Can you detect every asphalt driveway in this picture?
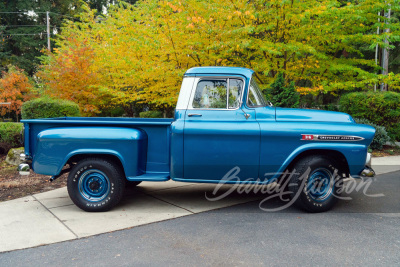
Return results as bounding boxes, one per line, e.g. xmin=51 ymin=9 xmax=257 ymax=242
xmin=1 ymin=170 xmax=399 ymax=266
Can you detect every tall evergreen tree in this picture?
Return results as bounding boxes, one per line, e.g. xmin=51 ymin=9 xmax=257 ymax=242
xmin=0 ymin=0 xmax=138 ymax=75
xmin=0 ymin=0 xmax=82 ymax=75
xmin=267 ymin=73 xmax=300 ymax=108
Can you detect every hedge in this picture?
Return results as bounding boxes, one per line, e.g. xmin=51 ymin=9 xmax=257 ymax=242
xmin=139 ymin=110 xmax=163 ymax=118
xmin=0 ymin=122 xmax=23 ymax=154
xmin=21 ymin=97 xmax=81 ymax=119
xmin=339 ymin=91 xmax=400 ymax=141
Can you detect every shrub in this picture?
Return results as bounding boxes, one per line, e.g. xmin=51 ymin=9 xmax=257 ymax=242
xmin=139 ymin=110 xmax=163 ymax=118
xmin=0 ymin=122 xmax=23 ymax=154
xmin=316 ymin=104 xmax=340 ymax=112
xmin=339 ymin=92 xmax=400 ymax=139
xmin=21 ymin=97 xmax=81 ymax=119
xmin=388 ymin=123 xmax=400 ymax=142
xmin=355 ymin=118 xmax=390 ymax=150
xmin=266 ymin=73 xmax=299 ymax=108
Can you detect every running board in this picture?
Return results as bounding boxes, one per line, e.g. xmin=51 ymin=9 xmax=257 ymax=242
xmin=127 ymin=172 xmax=170 ymax=182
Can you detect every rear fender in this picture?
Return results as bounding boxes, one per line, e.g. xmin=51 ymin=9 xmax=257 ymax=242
xmin=32 ymin=127 xmax=147 ymax=177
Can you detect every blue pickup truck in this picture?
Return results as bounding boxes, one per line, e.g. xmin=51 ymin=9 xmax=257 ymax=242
xmin=18 ymin=67 xmax=375 ymax=212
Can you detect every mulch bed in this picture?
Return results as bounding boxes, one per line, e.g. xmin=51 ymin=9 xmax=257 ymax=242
xmin=0 ymin=155 xmax=67 ymax=202
xmin=371 ymin=145 xmax=400 ymax=157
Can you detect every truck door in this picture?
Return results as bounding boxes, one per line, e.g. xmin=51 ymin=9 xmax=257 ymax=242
xmin=183 ymin=77 xmax=260 ymax=182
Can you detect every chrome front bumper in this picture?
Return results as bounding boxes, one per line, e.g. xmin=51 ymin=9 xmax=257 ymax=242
xmin=17 ymin=153 xmax=31 ymax=176
xmin=360 ymin=153 xmax=375 ymax=177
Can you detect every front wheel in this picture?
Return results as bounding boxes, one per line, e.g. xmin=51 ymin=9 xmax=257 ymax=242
xmin=67 ymin=158 xmax=126 ymax=212
xmin=288 ymin=156 xmax=343 ymax=212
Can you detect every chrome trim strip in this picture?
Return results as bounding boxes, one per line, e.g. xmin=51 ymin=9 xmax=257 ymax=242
xmin=300 ymin=134 xmax=365 ymax=141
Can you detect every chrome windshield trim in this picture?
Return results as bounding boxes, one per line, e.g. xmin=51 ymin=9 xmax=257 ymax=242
xmin=246 ymin=75 xmax=269 ymax=108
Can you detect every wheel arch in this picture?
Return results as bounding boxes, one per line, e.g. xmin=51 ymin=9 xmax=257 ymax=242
xmin=66 ymin=152 xmax=127 ymax=179
xmin=286 ymin=149 xmax=350 ymax=178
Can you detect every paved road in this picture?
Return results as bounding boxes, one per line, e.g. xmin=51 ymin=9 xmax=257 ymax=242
xmin=1 ymin=171 xmax=399 ymax=266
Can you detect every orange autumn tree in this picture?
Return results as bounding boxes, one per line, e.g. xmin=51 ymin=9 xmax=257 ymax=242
xmin=0 ymin=66 xmax=32 ymax=121
xmin=38 ymin=38 xmax=105 ymax=116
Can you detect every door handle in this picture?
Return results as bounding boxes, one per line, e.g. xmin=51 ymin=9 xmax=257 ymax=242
xmin=188 ymin=113 xmax=202 ymax=117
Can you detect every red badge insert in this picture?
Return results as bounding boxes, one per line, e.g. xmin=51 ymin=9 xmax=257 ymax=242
xmin=301 ymin=134 xmax=314 ymax=140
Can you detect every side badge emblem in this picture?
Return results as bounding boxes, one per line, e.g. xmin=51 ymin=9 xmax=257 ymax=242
xmin=301 ymin=134 xmax=364 ymax=141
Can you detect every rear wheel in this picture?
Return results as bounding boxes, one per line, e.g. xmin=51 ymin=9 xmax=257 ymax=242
xmin=288 ymin=156 xmax=343 ymax=212
xmin=67 ymin=158 xmax=126 ymax=212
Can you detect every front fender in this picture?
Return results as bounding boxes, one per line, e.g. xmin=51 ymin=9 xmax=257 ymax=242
xmin=32 ymin=127 xmax=147 ymax=177
xmin=277 ymin=143 xmax=368 ymax=178
xmin=258 ymin=120 xmax=375 ymax=180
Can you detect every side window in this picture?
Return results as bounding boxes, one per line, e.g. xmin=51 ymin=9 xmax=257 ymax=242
xmin=247 ymin=86 xmax=258 ymax=107
xmin=192 ymin=79 xmax=243 ymax=109
xmin=192 ymin=80 xmax=227 ymax=109
xmin=247 ymin=78 xmax=267 ymax=107
xmin=228 ymin=79 xmax=243 ymax=109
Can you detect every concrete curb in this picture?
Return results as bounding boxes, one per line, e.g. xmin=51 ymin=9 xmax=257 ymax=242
xmin=372 ymin=155 xmax=400 ymax=175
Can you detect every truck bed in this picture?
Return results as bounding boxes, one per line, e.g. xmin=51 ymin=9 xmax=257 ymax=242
xmin=22 ymin=117 xmax=174 ymax=179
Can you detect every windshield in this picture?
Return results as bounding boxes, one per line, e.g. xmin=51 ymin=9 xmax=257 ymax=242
xmin=247 ymin=76 xmax=269 ymax=107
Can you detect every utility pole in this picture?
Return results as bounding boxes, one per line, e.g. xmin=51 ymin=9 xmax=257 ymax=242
xmin=374 ymin=12 xmax=380 ymax=92
xmin=46 ymin=11 xmax=51 ymax=51
xmin=381 ymin=5 xmax=391 ymax=91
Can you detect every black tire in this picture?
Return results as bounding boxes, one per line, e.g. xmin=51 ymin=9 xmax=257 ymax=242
xmin=288 ymin=156 xmax=343 ymax=213
xmin=126 ymin=181 xmax=142 ymax=188
xmin=67 ymin=158 xmax=126 ymax=212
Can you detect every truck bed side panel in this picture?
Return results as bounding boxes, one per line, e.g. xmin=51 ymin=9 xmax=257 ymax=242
xmin=34 ymin=127 xmax=147 ymax=177
xmin=23 ymin=118 xmax=172 ymax=178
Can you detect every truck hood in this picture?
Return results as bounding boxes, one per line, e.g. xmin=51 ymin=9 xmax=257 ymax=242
xmin=275 ymin=107 xmax=355 ymax=123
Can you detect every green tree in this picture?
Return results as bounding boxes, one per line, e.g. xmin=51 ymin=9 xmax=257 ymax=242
xmin=267 ymin=73 xmax=300 ymax=108
xmin=84 ymin=0 xmax=138 ymax=14
xmin=0 ymin=0 xmax=80 ymax=75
